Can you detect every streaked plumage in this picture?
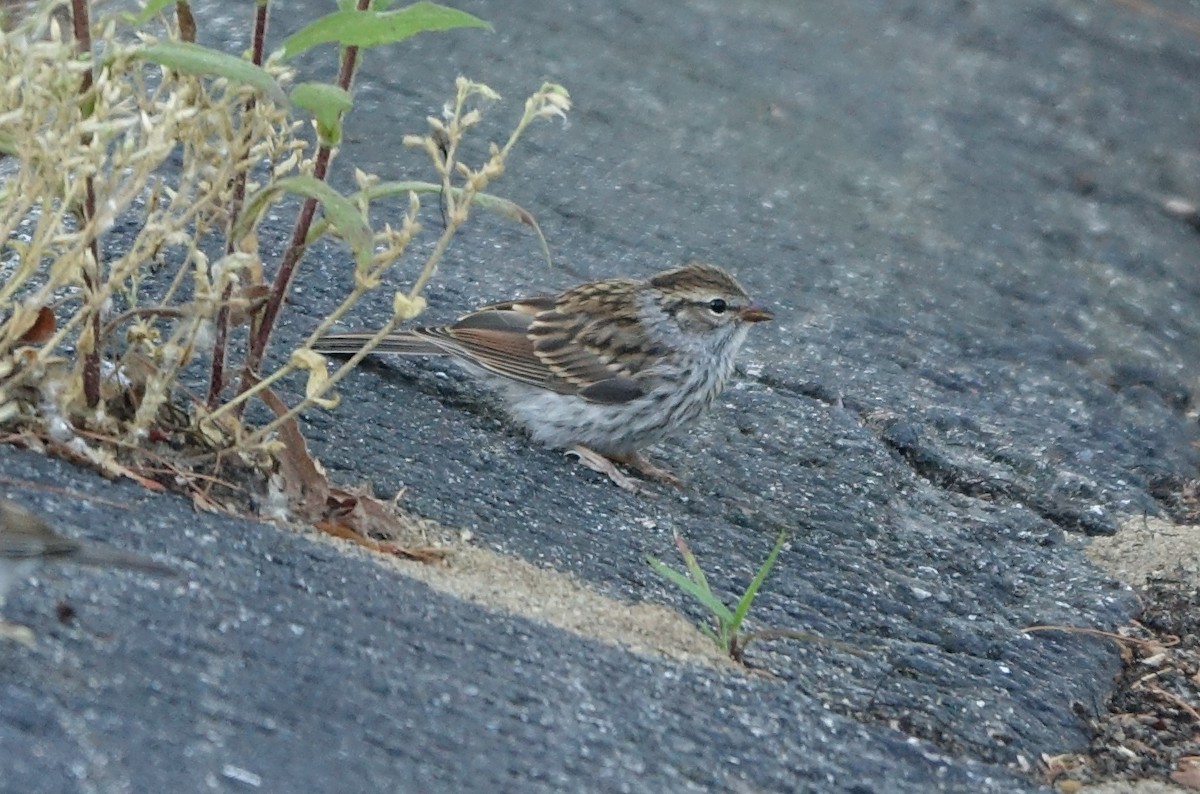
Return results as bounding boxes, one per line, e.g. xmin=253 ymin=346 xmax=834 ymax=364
xmin=314 ymin=262 xmax=772 ymax=490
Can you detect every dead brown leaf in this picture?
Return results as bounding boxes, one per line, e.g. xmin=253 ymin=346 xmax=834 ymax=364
xmin=260 ymin=387 xmax=329 ymax=515
xmin=314 ymin=517 xmax=446 ymax=562
xmin=16 ymin=307 xmax=56 ymax=344
xmin=190 ymin=488 xmax=225 ymax=513
xmin=228 ymin=284 xmax=271 ymax=328
xmin=260 ymin=387 xmax=441 ymax=561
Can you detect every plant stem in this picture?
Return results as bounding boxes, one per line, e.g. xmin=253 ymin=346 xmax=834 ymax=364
xmin=241 ymin=313 xmax=403 ymax=447
xmin=174 ymin=1 xmax=196 ymax=42
xmin=71 ymin=0 xmax=101 ymax=408
xmin=207 ymin=0 xmax=270 ymax=409
xmin=239 ymin=0 xmax=369 ymax=396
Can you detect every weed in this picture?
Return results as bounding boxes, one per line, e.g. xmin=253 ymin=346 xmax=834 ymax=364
xmin=0 ymin=0 xmax=568 ymax=541
xmin=647 ymin=529 xmax=788 ymax=662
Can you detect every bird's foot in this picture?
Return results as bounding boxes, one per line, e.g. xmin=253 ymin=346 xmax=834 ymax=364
xmin=607 ymin=451 xmax=683 ymax=488
xmin=566 ymin=446 xmax=682 ymax=492
xmin=567 ymin=446 xmax=645 ymax=492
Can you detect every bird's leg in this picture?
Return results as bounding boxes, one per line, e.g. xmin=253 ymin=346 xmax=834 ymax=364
xmin=566 ymin=446 xmax=646 ymax=493
xmin=565 ymin=446 xmax=683 ymax=491
xmin=606 ymin=451 xmax=683 ymax=488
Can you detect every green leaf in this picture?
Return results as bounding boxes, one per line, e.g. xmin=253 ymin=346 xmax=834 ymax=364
xmin=646 ymin=556 xmax=735 ymax=624
xmin=306 ymin=180 xmax=553 ymax=267
xmin=126 ymin=0 xmax=176 ymax=26
xmin=133 ymin=42 xmax=288 ymax=106
xmin=291 ymin=83 xmax=353 ymax=146
xmin=674 ymin=532 xmax=712 ymax=595
xmin=237 ymin=176 xmax=373 ymax=267
xmin=281 ymin=2 xmax=490 ymax=60
xmin=469 ymin=192 xmax=553 ymax=267
xmin=729 ymin=530 xmax=789 ymax=632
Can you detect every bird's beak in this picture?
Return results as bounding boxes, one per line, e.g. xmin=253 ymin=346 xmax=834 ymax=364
xmin=739 ymin=305 xmax=774 ymax=323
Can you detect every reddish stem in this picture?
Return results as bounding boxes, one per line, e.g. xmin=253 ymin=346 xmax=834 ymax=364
xmin=71 ymin=0 xmax=101 ymax=408
xmin=238 ymin=0 xmax=369 ymax=391
xmin=207 ymin=1 xmax=270 ymax=408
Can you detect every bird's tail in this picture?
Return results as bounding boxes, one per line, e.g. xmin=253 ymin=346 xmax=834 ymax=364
xmin=310 ymin=331 xmax=445 ymax=357
xmin=71 ymin=543 xmax=176 ymax=577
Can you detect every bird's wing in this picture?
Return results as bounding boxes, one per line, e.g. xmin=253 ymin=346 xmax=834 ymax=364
xmin=313 ymin=290 xmax=658 ymax=405
xmin=525 ymin=290 xmax=662 ymax=404
xmin=422 ymin=302 xmax=555 ymax=388
xmin=440 ymin=295 xmax=651 ymax=404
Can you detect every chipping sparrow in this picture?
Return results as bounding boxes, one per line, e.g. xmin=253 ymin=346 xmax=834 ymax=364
xmin=0 ymin=496 xmax=174 ymax=644
xmin=314 ymin=262 xmax=773 ymax=491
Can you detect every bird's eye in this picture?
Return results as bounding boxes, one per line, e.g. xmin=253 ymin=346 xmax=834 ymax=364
xmin=707 ymin=298 xmax=727 ymax=314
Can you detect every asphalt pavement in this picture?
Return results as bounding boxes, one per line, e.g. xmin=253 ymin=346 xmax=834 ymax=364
xmin=3 ymin=1 xmax=1200 ymax=792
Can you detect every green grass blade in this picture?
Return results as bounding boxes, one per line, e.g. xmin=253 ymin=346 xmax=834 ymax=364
xmin=729 ymin=530 xmax=788 ymax=632
xmin=646 ymin=555 xmax=734 ymax=623
xmin=673 ymin=531 xmax=713 ymax=596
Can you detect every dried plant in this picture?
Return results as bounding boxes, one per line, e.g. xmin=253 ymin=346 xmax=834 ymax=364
xmin=0 ymin=0 xmax=570 ymax=537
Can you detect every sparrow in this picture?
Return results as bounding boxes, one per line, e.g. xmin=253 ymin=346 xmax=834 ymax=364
xmin=0 ymin=496 xmax=174 ymax=645
xmin=313 ymin=262 xmax=773 ymax=491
